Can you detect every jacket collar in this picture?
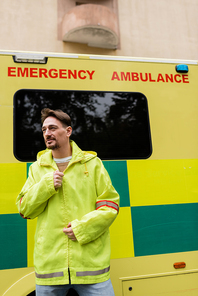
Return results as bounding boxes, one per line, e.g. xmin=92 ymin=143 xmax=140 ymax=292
xmin=37 ymin=140 xmax=96 ymax=167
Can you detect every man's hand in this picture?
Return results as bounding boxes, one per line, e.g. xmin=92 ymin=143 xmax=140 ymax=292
xmin=53 ymin=170 xmax=64 ymax=189
xmin=63 ymin=222 xmax=77 ymax=241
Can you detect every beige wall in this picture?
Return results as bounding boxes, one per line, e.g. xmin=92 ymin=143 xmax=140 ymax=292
xmin=0 ymin=0 xmax=197 ymax=60
xmin=118 ymin=0 xmax=198 ymax=60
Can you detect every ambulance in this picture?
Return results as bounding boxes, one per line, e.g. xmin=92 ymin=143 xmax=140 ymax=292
xmin=1 ymin=50 xmax=198 ymax=296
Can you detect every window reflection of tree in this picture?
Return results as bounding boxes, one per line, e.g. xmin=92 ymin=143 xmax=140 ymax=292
xmin=105 ymin=93 xmax=151 ymax=158
xmin=14 ymin=90 xmax=151 ymax=161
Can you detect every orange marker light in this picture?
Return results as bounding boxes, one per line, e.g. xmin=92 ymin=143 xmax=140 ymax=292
xmin=173 ymin=262 xmax=186 ymax=269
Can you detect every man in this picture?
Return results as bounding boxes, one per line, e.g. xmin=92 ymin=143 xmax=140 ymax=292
xmin=16 ymin=108 xmax=119 ymax=296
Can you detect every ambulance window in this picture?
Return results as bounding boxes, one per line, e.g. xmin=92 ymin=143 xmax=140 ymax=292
xmin=14 ymin=90 xmax=152 ymax=161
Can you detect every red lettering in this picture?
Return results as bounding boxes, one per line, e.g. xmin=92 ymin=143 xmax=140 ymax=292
xmin=68 ymin=70 xmax=77 ymax=79
xmin=182 ymin=75 xmax=189 ymax=83
xmin=111 ymin=71 xmax=120 ymax=81
xmin=121 ymin=72 xmax=131 ymax=81
xmin=8 ymin=67 xmax=97 ymax=80
xmin=78 ymin=70 xmax=86 ymax=79
xmin=174 ymin=74 xmax=182 ymax=83
xmin=149 ymin=73 xmax=155 ymax=82
xmin=131 ymin=72 xmax=139 ymax=81
xmin=17 ymin=67 xmax=28 ymax=77
xmin=59 ymin=69 xmax=67 ymax=78
xmin=165 ymin=74 xmax=173 ymax=82
xmin=8 ymin=67 xmax=16 ymax=77
xmin=157 ymin=74 xmax=165 ymax=82
xmin=49 ymin=69 xmax=58 ymax=78
xmin=39 ymin=68 xmax=48 ymax=78
xmin=30 ymin=68 xmax=38 ymax=78
xmin=140 ymin=73 xmax=148 ymax=82
xmin=86 ymin=70 xmax=95 ymax=80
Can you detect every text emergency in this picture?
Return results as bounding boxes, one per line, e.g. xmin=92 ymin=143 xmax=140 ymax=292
xmin=8 ymin=67 xmax=95 ymax=80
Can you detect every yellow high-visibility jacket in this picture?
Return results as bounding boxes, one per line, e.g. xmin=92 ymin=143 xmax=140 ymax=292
xmin=16 ymin=141 xmax=119 ymax=285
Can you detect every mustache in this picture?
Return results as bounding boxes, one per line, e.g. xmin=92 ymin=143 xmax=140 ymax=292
xmin=46 ymin=135 xmax=56 ymax=140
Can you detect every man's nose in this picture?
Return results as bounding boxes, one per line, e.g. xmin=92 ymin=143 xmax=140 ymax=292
xmin=45 ymin=128 xmax=51 ymax=136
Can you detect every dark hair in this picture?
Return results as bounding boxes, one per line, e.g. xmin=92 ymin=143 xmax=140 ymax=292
xmin=41 ymin=108 xmax=71 ymax=127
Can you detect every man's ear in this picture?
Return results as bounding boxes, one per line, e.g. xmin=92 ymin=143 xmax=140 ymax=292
xmin=66 ymin=126 xmax=72 ymax=137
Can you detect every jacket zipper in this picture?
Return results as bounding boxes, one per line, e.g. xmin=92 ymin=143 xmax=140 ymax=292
xmin=63 ymin=157 xmax=84 ymax=285
xmin=61 ymin=167 xmax=72 ymax=284
xmin=44 ymin=157 xmax=84 ymax=283
xmin=68 ymin=267 xmax=71 ymax=284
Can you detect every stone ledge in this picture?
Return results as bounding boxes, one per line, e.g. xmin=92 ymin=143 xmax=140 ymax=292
xmin=62 ymin=4 xmax=119 ymax=49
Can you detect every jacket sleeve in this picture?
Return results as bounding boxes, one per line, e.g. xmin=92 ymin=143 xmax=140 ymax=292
xmin=71 ymin=159 xmax=119 ymax=245
xmin=16 ymin=164 xmax=57 ymax=219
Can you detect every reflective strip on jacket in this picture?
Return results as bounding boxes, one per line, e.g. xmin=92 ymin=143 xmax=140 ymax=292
xmin=16 ymin=141 xmax=119 ymax=285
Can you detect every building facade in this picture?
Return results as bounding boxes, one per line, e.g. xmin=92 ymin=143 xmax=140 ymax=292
xmin=0 ymin=0 xmax=198 ymax=60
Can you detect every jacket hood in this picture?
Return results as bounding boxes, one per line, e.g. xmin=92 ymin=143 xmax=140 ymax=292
xmin=37 ymin=140 xmax=97 ymax=167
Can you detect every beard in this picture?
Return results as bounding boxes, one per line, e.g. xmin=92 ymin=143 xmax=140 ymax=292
xmin=45 ymin=137 xmax=60 ymax=150
xmin=48 ymin=143 xmax=60 ymax=150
